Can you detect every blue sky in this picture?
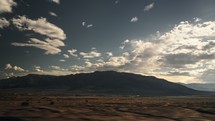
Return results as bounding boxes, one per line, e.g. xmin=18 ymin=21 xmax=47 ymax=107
xmin=0 ymin=0 xmax=215 ymax=83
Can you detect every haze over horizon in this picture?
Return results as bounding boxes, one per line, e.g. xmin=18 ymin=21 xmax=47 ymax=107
xmin=0 ymin=0 xmax=215 ymax=84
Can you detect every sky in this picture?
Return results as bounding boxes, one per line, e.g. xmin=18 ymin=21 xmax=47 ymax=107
xmin=0 ymin=0 xmax=215 ymax=83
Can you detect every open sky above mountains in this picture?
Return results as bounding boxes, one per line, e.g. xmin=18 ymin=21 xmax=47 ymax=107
xmin=0 ymin=0 xmax=215 ymax=83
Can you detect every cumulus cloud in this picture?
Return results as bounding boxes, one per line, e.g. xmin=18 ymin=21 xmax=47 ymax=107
xmin=193 ymin=17 xmax=202 ymax=22
xmin=32 ymin=65 xmax=72 ymax=76
xmin=156 ymin=20 xmax=215 ymax=81
xmin=106 ymin=56 xmax=130 ymax=67
xmin=63 ymin=54 xmax=69 ymax=58
xmin=159 ymin=21 xmax=215 ymax=57
xmin=120 ymin=20 xmax=215 ymax=83
xmin=49 ymin=11 xmax=58 ymax=17
xmin=5 ymin=64 xmax=12 ymax=70
xmin=68 ymin=49 xmax=78 ymax=57
xmin=80 ymin=50 xmax=101 ymax=59
xmin=113 ymin=39 xmax=161 ymax=73
xmin=106 ymin=52 xmax=113 ymax=57
xmin=0 ymin=17 xmax=10 ymax=28
xmin=6 ymin=17 xmax=215 ymax=83
xmin=12 ymin=16 xmax=66 ymax=40
xmin=119 ymin=39 xmax=129 ymax=49
xmin=50 ymin=66 xmax=61 ymax=70
xmin=76 ymin=55 xmax=131 ymax=73
xmin=28 ymin=65 xmax=73 ymax=76
xmin=130 ymin=17 xmax=138 ymax=22
xmin=144 ymin=2 xmax=154 ymax=11
xmin=0 ymin=0 xmax=17 ymax=14
xmin=80 ymin=20 xmax=215 ymax=83
xmin=69 ymin=65 xmax=85 ymax=72
xmin=8 ymin=19 xmax=213 ymax=83
xmin=13 ymin=66 xmax=24 ymax=71
xmin=12 ymin=38 xmax=64 ymax=55
xmin=5 ymin=64 xmax=26 ymax=72
xmin=34 ymin=66 xmax=43 ymax=72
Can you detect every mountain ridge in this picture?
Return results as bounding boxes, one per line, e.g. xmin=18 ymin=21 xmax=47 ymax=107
xmin=0 ymin=71 xmax=213 ymax=96
xmin=181 ymin=83 xmax=215 ymax=92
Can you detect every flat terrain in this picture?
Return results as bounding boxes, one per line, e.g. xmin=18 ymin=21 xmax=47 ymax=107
xmin=0 ymin=96 xmax=214 ymax=121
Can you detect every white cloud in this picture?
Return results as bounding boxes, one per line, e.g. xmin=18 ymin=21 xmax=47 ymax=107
xmin=68 ymin=49 xmax=78 ymax=57
xmin=12 ymin=16 xmax=66 ymax=40
xmin=11 ymin=16 xmax=66 ymax=54
xmin=106 ymin=52 xmax=113 ymax=57
xmin=34 ymin=66 xmax=43 ymax=72
xmin=12 ymin=38 xmax=64 ymax=55
xmin=82 ymin=22 xmax=86 ymax=26
xmin=106 ymin=56 xmax=130 ymax=67
xmin=87 ymin=24 xmax=93 ymax=28
xmin=50 ymin=0 xmax=60 ymax=4
xmin=85 ymin=61 xmax=93 ymax=68
xmin=35 ymin=70 xmax=72 ymax=76
xmin=45 ymin=38 xmax=65 ymax=47
xmin=118 ymin=20 xmax=215 ymax=83
xmin=33 ymin=66 xmax=72 ymax=76
xmin=49 ymin=11 xmax=58 ymax=17
xmin=69 ymin=65 xmax=85 ymax=72
xmin=80 ymin=50 xmax=101 ymax=59
xmin=82 ymin=21 xmax=93 ymax=28
xmin=144 ymin=2 xmax=154 ymax=11
xmin=63 ymin=54 xmax=69 ymax=58
xmin=157 ymin=21 xmax=215 ymax=74
xmin=0 ymin=0 xmax=17 ymax=14
xmin=114 ymin=39 xmax=161 ymax=73
xmin=5 ymin=64 xmax=26 ymax=72
xmin=5 ymin=64 xmax=12 ymax=70
xmin=13 ymin=66 xmax=25 ymax=72
xmin=0 ymin=17 xmax=10 ymax=28
xmin=59 ymin=59 xmax=66 ymax=62
xmin=50 ymin=66 xmax=61 ymax=70
xmin=74 ymin=55 xmax=131 ymax=73
xmin=79 ymin=20 xmax=215 ymax=83
xmin=193 ymin=17 xmax=202 ymax=22
xmin=159 ymin=21 xmax=215 ymax=55
xmin=6 ymin=18 xmax=215 ymax=83
xmin=119 ymin=39 xmax=129 ymax=49
xmin=130 ymin=17 xmax=138 ymax=22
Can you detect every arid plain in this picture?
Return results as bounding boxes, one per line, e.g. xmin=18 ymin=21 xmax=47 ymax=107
xmin=0 ymin=96 xmax=214 ymax=121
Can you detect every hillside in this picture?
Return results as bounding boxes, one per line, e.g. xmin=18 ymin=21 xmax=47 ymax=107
xmin=0 ymin=71 xmax=212 ymax=96
xmin=182 ymin=83 xmax=215 ymax=92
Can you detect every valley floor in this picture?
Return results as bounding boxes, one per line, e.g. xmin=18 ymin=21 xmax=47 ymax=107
xmin=0 ymin=96 xmax=214 ymax=121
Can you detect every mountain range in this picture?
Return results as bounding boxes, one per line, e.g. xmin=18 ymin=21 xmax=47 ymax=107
xmin=182 ymin=83 xmax=215 ymax=92
xmin=0 ymin=71 xmax=213 ymax=96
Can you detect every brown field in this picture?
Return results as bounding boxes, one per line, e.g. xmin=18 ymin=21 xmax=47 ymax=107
xmin=0 ymin=96 xmax=214 ymax=121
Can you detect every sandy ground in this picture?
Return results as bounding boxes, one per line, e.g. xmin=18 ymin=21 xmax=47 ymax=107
xmin=0 ymin=96 xmax=214 ymax=121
